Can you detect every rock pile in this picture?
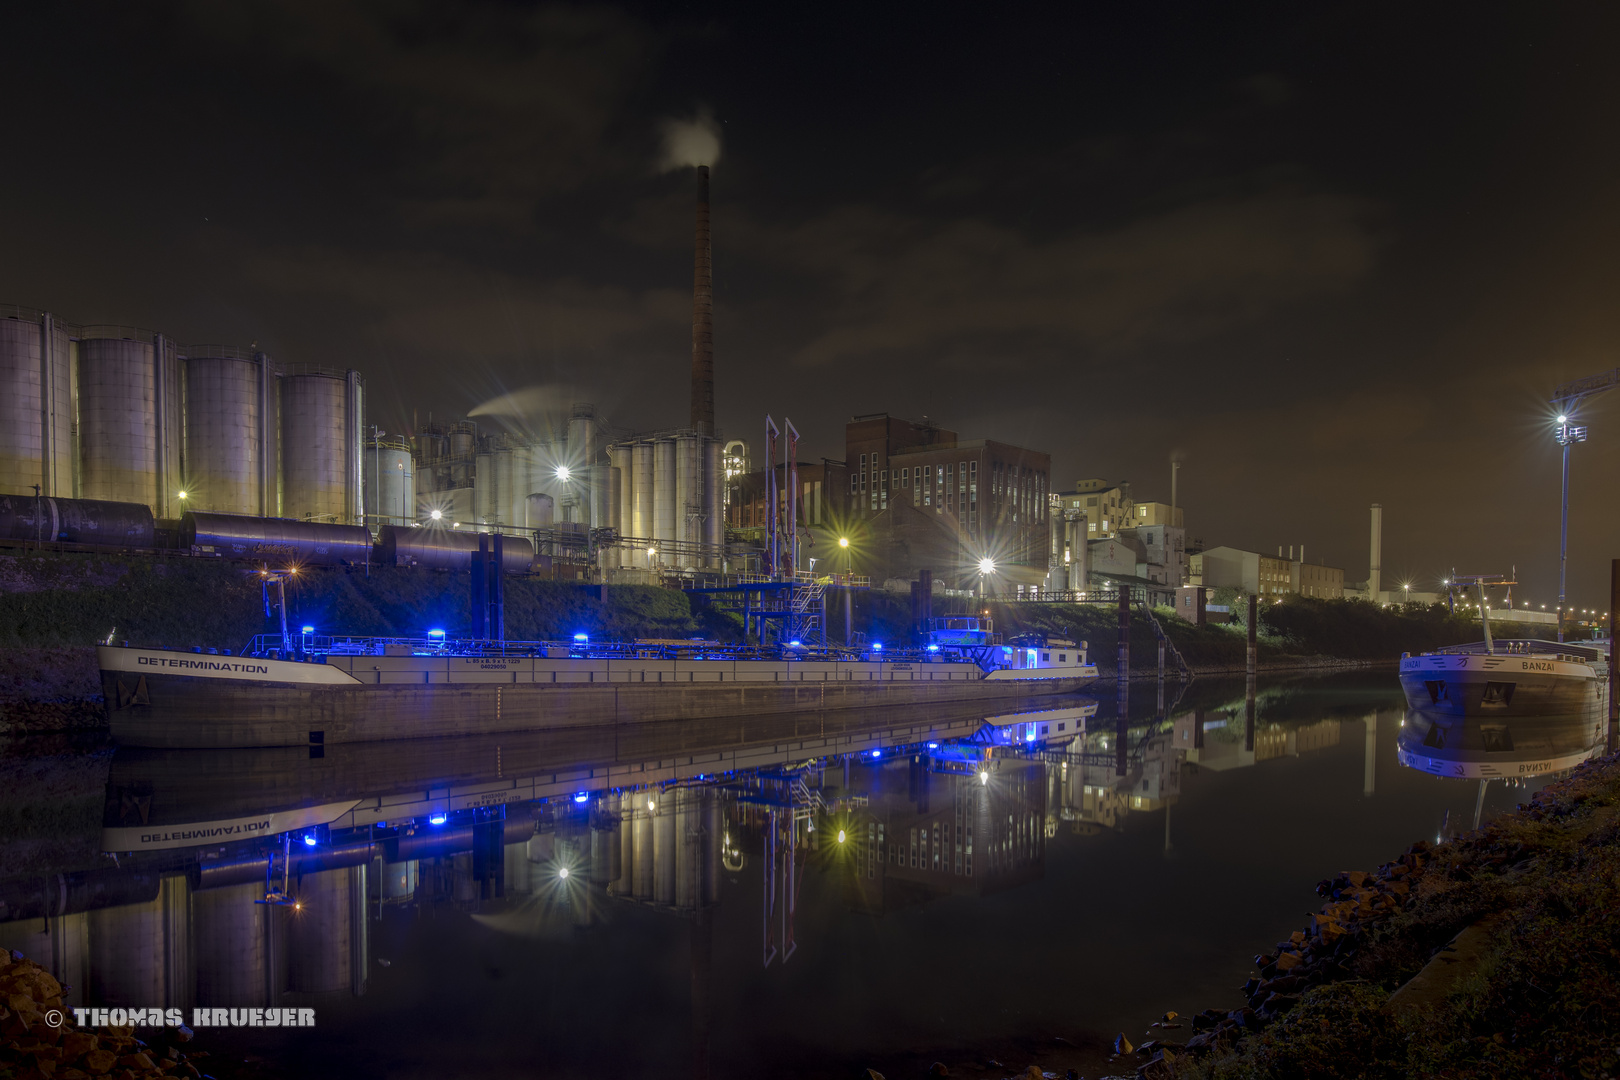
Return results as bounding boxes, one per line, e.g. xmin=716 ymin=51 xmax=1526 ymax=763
xmin=1167 ymin=842 xmax=1435 ymax=1064
xmin=0 ymin=951 xmax=210 ymax=1080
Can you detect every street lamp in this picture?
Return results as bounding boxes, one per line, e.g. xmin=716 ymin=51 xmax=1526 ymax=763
xmin=1554 ymin=412 xmax=1588 ymax=642
xmin=555 ymin=466 xmax=572 ymax=482
xmin=977 ymin=557 xmax=995 ymax=599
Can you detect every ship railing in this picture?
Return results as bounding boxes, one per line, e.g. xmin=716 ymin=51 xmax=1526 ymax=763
xmin=1427 ymin=639 xmax=1599 ymax=662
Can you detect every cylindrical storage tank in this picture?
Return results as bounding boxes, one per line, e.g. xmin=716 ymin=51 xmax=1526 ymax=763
xmin=87 ymin=874 xmax=191 ymax=1009
xmin=473 ymin=451 xmax=493 ymax=523
xmin=702 ymin=437 xmax=724 ymax=569
xmin=525 ymin=493 xmax=554 ymax=529
xmin=0 ymin=494 xmax=155 ymax=546
xmin=612 ymin=806 xmax=633 ymax=896
xmin=77 ymin=330 xmax=183 ymax=515
xmin=382 ymin=860 xmax=418 ymax=901
xmin=491 ymin=446 xmax=513 ymax=526
xmin=192 ymin=881 xmax=269 ymax=1007
xmin=377 ymin=524 xmax=533 ymax=573
xmin=675 ymin=790 xmax=698 ymax=910
xmin=587 ymin=464 xmax=617 ymax=534
xmin=0 ymin=311 xmax=73 ymax=498
xmin=701 ymin=794 xmax=722 ymax=906
xmin=280 ymin=369 xmax=362 ymax=523
xmin=590 ymin=824 xmax=614 ymax=885
xmin=449 ymin=422 xmax=476 ymax=460
xmin=567 ymin=404 xmax=595 ymax=471
xmin=182 ymin=512 xmax=372 ymax=565
xmin=363 ymin=436 xmax=415 ymax=528
xmin=653 ymin=804 xmax=676 ymax=906
xmin=285 ymin=864 xmax=365 ymax=995
xmin=653 ymin=439 xmax=676 ymax=550
xmin=675 ymin=435 xmax=700 ymax=569
xmin=609 ymin=445 xmax=632 ymax=564
xmin=631 ymin=442 xmax=654 ymax=566
xmin=183 ymin=348 xmax=277 ymax=516
xmin=632 ymin=810 xmax=653 ymax=901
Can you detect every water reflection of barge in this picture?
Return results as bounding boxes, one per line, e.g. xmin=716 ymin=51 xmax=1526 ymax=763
xmin=98 ymin=631 xmax=1097 ymax=749
xmin=1396 ymin=708 xmax=1606 ymax=780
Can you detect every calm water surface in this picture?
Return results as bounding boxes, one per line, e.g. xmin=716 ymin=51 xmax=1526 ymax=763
xmin=0 ymin=671 xmax=1591 ymax=1079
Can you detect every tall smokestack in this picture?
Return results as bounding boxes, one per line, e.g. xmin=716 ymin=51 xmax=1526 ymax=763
xmin=1369 ymin=503 xmax=1383 ymax=600
xmin=690 ymin=165 xmax=714 ymax=436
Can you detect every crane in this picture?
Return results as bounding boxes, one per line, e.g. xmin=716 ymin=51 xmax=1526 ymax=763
xmin=1548 ymin=368 xmax=1620 ymax=641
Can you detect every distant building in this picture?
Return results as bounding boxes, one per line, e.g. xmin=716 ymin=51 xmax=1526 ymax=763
xmin=1130 ymin=500 xmax=1184 ymax=529
xmin=1194 ymin=545 xmax=1344 ymax=599
xmin=843 ymin=413 xmax=1052 ymax=588
xmin=1057 ymin=479 xmax=1133 ymax=539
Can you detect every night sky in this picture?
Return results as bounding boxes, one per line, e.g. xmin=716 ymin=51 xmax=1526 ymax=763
xmin=4 ymin=3 xmax=1619 ymax=605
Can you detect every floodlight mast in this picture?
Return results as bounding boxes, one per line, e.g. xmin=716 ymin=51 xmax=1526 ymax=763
xmin=1550 ymin=368 xmax=1618 ymax=642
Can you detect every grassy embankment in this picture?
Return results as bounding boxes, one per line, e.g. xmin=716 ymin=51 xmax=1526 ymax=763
xmin=1157 ymin=750 xmax=1620 ymax=1080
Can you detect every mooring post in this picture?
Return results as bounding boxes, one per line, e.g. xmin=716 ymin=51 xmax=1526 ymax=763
xmin=1246 ymin=593 xmax=1258 ymax=680
xmin=1117 ymin=586 xmax=1131 ymax=683
xmin=1610 ymin=559 xmax=1618 ymax=753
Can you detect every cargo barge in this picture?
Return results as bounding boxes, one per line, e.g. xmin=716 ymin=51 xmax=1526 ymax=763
xmin=100 ymin=631 xmax=1098 ymax=749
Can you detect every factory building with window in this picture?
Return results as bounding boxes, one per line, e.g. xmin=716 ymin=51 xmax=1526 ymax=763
xmin=842 ymin=413 xmax=1052 ymax=588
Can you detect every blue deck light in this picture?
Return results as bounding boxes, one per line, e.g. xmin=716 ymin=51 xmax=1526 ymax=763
xmin=301 ymin=625 xmax=314 ymax=635
xmin=427 ymin=628 xmax=446 ymax=639
xmin=927 ymin=644 xmax=941 ymax=652
xmin=790 ymin=640 xmax=802 ymax=648
xmin=872 ymin=642 xmax=882 ymax=652
xmin=927 ymin=742 xmax=938 ymax=749
xmin=428 ymin=814 xmax=448 ymax=826
xmin=573 ymin=632 xmax=589 ymax=643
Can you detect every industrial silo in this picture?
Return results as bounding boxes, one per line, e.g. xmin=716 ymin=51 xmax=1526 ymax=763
xmin=192 ymin=882 xmax=271 ymax=1007
xmin=363 ymin=434 xmax=415 ymax=528
xmin=76 ymin=327 xmax=183 ymax=516
xmin=675 ymin=434 xmax=701 ymax=569
xmin=280 ymin=367 xmax=363 ymax=523
xmin=525 ymin=492 xmax=554 ymax=528
xmin=182 ymin=346 xmax=278 ymax=516
xmin=567 ymin=403 xmax=596 ymax=470
xmin=0 ymin=310 xmax=73 ymax=498
xmin=631 ymin=441 xmax=654 ymax=567
xmin=653 ymin=438 xmax=677 ymax=554
xmin=609 ymin=444 xmax=632 ymax=564
xmin=473 ymin=448 xmax=494 ymax=523
xmin=703 ymin=437 xmax=724 ymax=568
xmin=284 ymin=864 xmax=367 ymax=996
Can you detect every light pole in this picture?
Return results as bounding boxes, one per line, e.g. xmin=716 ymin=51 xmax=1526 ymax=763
xmin=1555 ymin=413 xmax=1587 ymax=643
xmin=978 ymin=557 xmax=995 ymax=599
xmin=839 ymin=537 xmax=851 ymax=644
xmin=397 ymin=459 xmax=404 ymax=527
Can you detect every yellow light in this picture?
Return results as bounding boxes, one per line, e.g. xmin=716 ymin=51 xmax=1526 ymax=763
xmin=177 ymin=490 xmax=187 ymax=499
xmin=837 ymin=829 xmax=846 ymax=843
xmin=838 ymin=537 xmax=849 ymax=548
xmin=978 ymin=557 xmax=995 ymax=574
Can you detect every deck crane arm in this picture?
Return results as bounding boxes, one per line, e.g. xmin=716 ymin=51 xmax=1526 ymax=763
xmin=1551 ymin=367 xmax=1620 ymax=413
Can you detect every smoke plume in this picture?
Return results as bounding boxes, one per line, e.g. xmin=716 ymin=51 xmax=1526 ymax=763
xmin=659 ymin=109 xmax=722 ymax=171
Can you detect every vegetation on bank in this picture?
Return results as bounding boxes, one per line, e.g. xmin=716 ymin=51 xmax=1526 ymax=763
xmin=1162 ymin=752 xmax=1620 ymax=1080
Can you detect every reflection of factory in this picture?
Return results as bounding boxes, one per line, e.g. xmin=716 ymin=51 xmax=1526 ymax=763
xmin=1171 ymin=702 xmax=1343 ymax=772
xmin=841 ymin=755 xmax=1046 ymax=914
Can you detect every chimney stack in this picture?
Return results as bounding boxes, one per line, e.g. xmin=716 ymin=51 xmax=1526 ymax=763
xmin=690 ymin=165 xmax=714 ymax=436
xmin=1369 ymin=503 xmax=1383 ymax=599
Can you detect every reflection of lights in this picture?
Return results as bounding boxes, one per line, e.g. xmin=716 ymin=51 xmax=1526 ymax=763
xmin=431 ymin=509 xmax=443 ymax=520
xmin=647 ymin=798 xmax=656 ymax=811
xmin=294 ymin=901 xmax=302 ymax=911
xmin=303 ymin=835 xmax=317 ymax=847
xmin=573 ymin=792 xmax=589 ymax=803
xmin=978 ymin=771 xmax=989 ymax=785
xmin=429 ymin=814 xmax=447 ymax=826
xmin=837 ymin=829 xmax=846 ymax=843
xmin=557 ymin=866 xmax=570 ymax=879
xmin=927 ymin=742 xmax=938 ymax=749
xmin=870 ymin=749 xmax=881 ymax=757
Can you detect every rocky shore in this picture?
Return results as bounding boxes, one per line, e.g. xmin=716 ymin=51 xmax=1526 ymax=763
xmin=1100 ymin=747 xmax=1620 ymax=1080
xmin=0 ymin=647 xmax=103 ymax=736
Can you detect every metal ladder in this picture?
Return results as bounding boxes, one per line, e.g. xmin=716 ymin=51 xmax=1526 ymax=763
xmin=1138 ymin=601 xmax=1192 ymax=678
xmin=789 ymin=572 xmax=825 ymax=644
